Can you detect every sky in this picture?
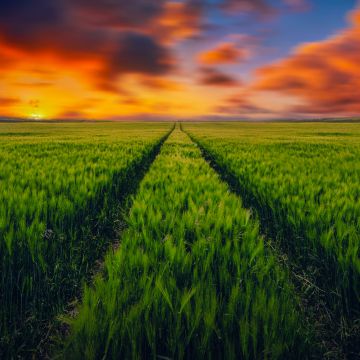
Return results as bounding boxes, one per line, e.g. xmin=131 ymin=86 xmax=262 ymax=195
xmin=0 ymin=0 xmax=359 ymax=120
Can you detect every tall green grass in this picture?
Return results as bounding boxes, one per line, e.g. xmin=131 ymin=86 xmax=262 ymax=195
xmin=0 ymin=122 xmax=172 ymax=358
xmin=183 ymin=122 xmax=360 ymax=348
xmin=62 ymin=128 xmax=307 ymax=359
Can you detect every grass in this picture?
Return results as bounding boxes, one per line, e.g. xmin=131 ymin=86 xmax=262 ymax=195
xmin=0 ymin=122 xmax=173 ymax=358
xmin=2 ymin=121 xmax=358 ymax=358
xmin=183 ymin=121 xmax=360 ymax=356
xmin=61 ymin=127 xmax=308 ymax=359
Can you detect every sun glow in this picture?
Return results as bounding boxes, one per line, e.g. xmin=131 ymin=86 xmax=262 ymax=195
xmin=28 ymin=112 xmax=44 ymax=120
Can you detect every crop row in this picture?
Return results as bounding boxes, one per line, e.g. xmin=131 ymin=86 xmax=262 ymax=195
xmin=183 ymin=123 xmax=360 ymax=330
xmin=0 ymin=123 xmax=172 ymax=357
xmin=62 ymin=128 xmax=307 ymax=359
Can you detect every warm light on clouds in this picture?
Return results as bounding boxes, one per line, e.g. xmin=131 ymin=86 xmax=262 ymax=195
xmin=198 ymin=67 xmax=241 ymax=86
xmin=0 ymin=0 xmax=359 ymax=120
xmin=252 ymin=7 xmax=360 ymax=116
xmin=198 ymin=42 xmax=248 ymax=65
xmin=156 ymin=1 xmax=204 ymax=42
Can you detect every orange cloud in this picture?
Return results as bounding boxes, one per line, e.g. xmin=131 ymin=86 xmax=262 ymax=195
xmin=253 ymin=7 xmax=360 ymax=115
xmin=156 ymin=1 xmax=204 ymax=42
xmin=138 ymin=76 xmax=184 ymax=91
xmin=215 ymin=90 xmax=282 ymax=118
xmin=198 ymin=42 xmax=248 ymax=65
xmin=0 ymin=98 xmax=20 ymax=106
xmin=198 ymin=67 xmax=240 ymax=86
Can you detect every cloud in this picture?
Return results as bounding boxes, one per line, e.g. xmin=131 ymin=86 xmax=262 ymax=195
xmin=155 ymin=1 xmax=205 ymax=42
xmin=198 ymin=42 xmax=248 ymax=65
xmin=139 ymin=76 xmax=183 ymax=91
xmin=0 ymin=0 xmax=347 ymax=120
xmin=57 ymin=110 xmax=86 ymax=119
xmin=0 ymin=0 xmax=65 ymax=51
xmin=0 ymin=98 xmax=20 ymax=106
xmin=69 ymin=0 xmax=166 ymax=28
xmin=94 ymin=32 xmax=175 ymax=92
xmin=216 ymin=93 xmax=275 ymax=115
xmin=0 ymin=0 xmax=296 ymax=96
xmin=198 ymin=67 xmax=240 ymax=86
xmin=0 ymin=0 xmax=175 ymax=94
xmin=109 ymin=33 xmax=174 ymax=75
xmin=12 ymin=81 xmax=52 ymax=88
xmin=0 ymin=0 xmax=293 ymax=52
xmin=252 ymin=7 xmax=360 ymax=115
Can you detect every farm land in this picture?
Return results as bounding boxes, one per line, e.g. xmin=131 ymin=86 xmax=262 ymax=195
xmin=0 ymin=121 xmax=359 ymax=359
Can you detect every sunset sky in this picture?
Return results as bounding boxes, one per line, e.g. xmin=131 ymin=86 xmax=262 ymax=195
xmin=0 ymin=0 xmax=359 ymax=120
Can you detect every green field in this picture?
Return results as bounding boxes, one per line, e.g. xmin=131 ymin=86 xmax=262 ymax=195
xmin=0 ymin=122 xmax=172 ymax=357
xmin=0 ymin=122 xmax=359 ymax=359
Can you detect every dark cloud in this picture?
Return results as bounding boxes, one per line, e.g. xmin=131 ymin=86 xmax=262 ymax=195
xmin=0 ymin=0 xmax=63 ymax=26
xmin=110 ymin=33 xmax=173 ymax=75
xmin=198 ymin=67 xmax=240 ymax=86
xmin=0 ymin=0 xmax=65 ymax=49
xmin=69 ymin=0 xmax=166 ymax=28
xmin=95 ymin=32 xmax=174 ymax=92
xmin=0 ymin=1 xmax=99 ymax=56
